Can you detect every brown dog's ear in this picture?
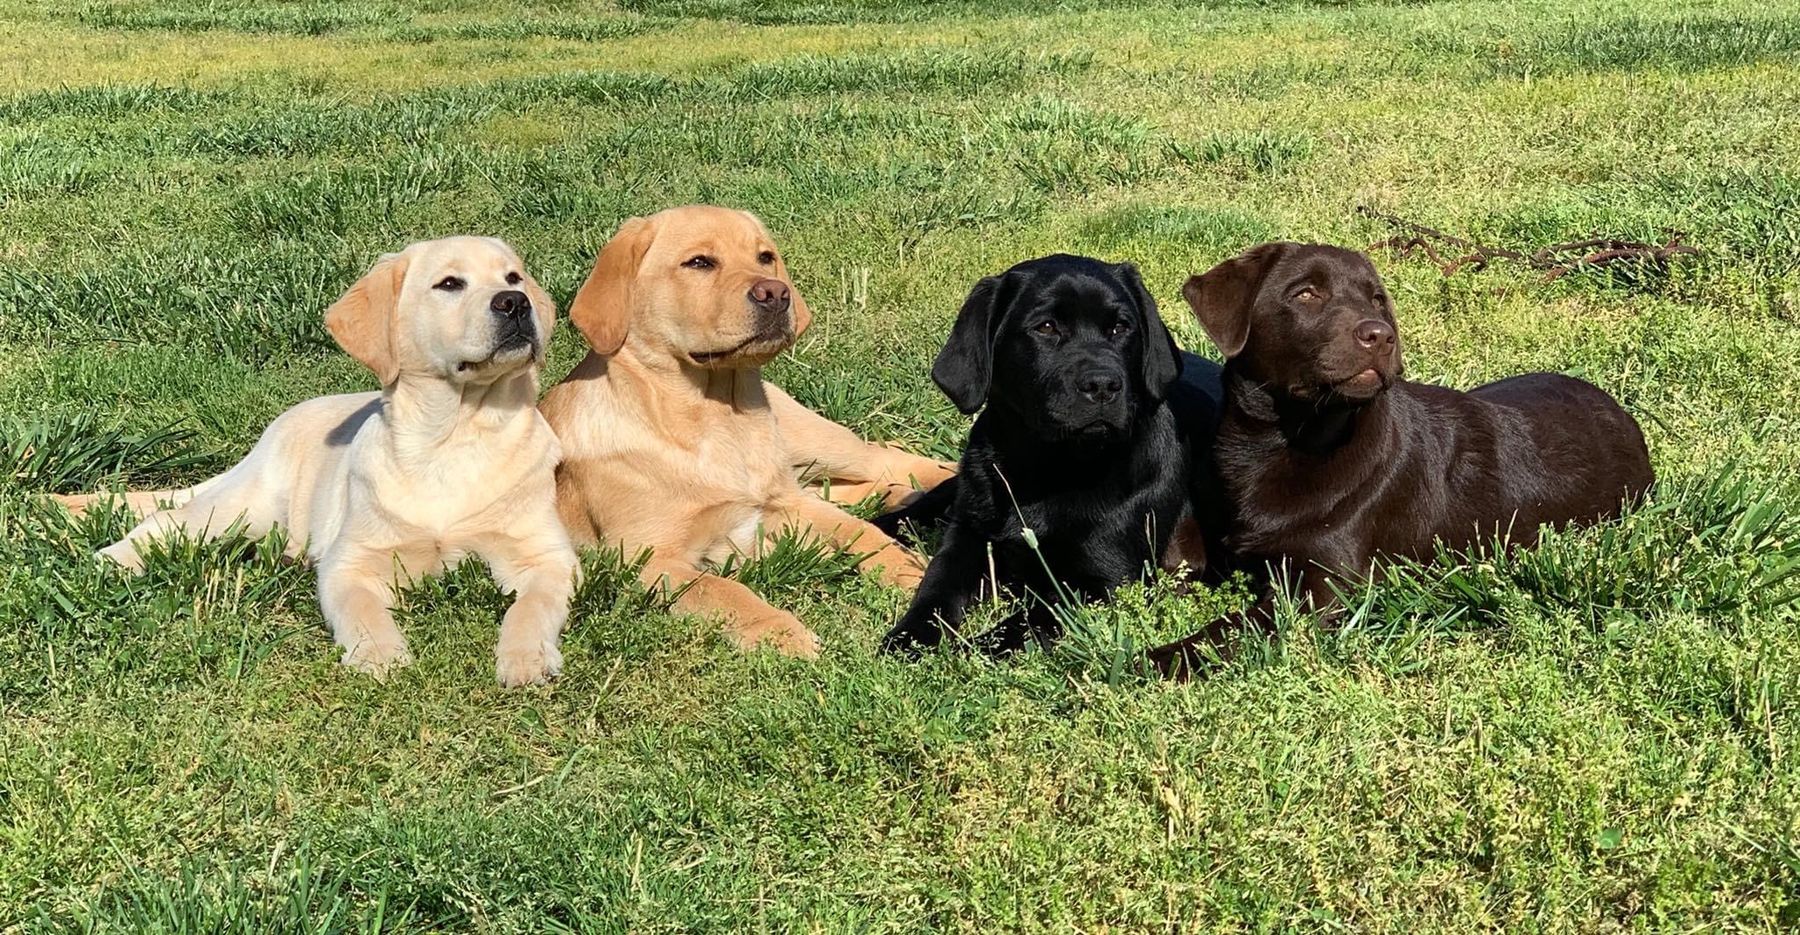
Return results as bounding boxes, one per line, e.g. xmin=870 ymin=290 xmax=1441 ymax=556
xmin=569 ymin=216 xmax=652 ymax=354
xmin=325 ymin=250 xmax=410 ymax=386
xmin=1182 ymin=242 xmax=1289 ymax=359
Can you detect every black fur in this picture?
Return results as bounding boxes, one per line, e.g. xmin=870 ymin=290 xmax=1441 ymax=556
xmin=1147 ymin=243 xmax=1655 ymax=677
xmin=878 ymin=254 xmax=1221 ymax=657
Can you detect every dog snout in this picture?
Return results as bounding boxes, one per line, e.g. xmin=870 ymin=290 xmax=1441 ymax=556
xmin=1353 ymin=318 xmax=1395 ymax=353
xmin=490 ymin=289 xmax=532 ymax=321
xmin=748 ymin=279 xmax=791 ymax=315
xmin=1077 ymin=371 xmax=1124 ymax=404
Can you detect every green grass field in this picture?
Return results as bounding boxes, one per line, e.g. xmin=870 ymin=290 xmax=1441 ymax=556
xmin=4 ymin=0 xmax=1800 ymax=929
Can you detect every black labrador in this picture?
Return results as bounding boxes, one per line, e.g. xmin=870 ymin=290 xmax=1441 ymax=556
xmin=878 ymin=254 xmax=1221 ymax=657
xmin=1146 ymin=242 xmax=1654 ymax=676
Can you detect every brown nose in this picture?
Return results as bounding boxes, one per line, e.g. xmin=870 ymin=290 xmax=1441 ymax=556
xmin=1354 ymin=318 xmax=1395 ymax=351
xmin=749 ymin=279 xmax=791 ymax=314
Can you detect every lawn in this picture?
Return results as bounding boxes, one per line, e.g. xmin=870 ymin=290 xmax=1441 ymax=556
xmin=3 ymin=0 xmax=1800 ymax=929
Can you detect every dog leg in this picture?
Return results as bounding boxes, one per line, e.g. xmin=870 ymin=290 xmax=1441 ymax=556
xmin=485 ymin=535 xmax=578 ymax=687
xmin=767 ymin=382 xmax=956 ymax=509
xmin=879 ymin=522 xmax=987 ymax=655
xmin=318 ymin=551 xmax=413 ymax=677
xmin=642 ymin=555 xmax=820 ymax=659
xmin=777 ymin=493 xmax=924 ymax=590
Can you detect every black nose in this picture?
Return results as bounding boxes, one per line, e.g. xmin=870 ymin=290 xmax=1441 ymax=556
xmin=490 ymin=290 xmax=531 ymax=320
xmin=1354 ymin=318 xmax=1395 ymax=351
xmin=748 ymin=278 xmax=791 ymax=315
xmin=1078 ymin=372 xmax=1124 ymax=404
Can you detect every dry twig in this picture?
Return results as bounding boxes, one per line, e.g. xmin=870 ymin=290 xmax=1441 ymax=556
xmin=1357 ymin=205 xmax=1699 ymax=281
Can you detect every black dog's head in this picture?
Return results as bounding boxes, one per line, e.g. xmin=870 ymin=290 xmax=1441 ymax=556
xmin=933 ymin=254 xmax=1181 ymax=442
xmin=1183 ymin=243 xmax=1402 ymax=404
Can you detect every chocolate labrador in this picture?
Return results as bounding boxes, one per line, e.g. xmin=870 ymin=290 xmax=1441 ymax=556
xmin=878 ymin=254 xmax=1222 ymax=657
xmin=1146 ymin=242 xmax=1654 ymax=677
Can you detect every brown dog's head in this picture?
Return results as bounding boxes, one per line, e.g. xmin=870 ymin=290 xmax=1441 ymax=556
xmin=1183 ymin=242 xmax=1402 ymax=403
xmin=325 ymin=236 xmax=555 ymax=388
xmin=566 ymin=205 xmax=812 ymax=369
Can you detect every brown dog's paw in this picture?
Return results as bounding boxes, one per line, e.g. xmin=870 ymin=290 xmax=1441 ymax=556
xmin=729 ymin=610 xmax=821 ymax=660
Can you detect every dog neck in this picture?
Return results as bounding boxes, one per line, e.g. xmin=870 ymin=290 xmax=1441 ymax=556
xmin=608 ymin=342 xmax=769 ymax=415
xmin=382 ymin=368 xmax=542 ymax=467
xmin=1224 ymin=369 xmax=1381 ymax=455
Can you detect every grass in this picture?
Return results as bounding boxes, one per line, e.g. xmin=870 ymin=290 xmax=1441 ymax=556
xmin=2 ymin=0 xmax=1800 ymax=929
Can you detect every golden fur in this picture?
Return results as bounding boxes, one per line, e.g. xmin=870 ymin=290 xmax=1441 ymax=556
xmin=540 ymin=205 xmax=953 ymax=656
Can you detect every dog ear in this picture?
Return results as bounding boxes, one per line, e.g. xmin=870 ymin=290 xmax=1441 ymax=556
xmin=569 ymin=216 xmax=653 ymax=355
xmin=325 ymin=249 xmax=410 ymax=387
xmin=1182 ymin=242 xmax=1288 ymax=359
xmin=1116 ymin=262 xmax=1181 ymax=401
xmin=932 ymin=274 xmax=1006 ymax=414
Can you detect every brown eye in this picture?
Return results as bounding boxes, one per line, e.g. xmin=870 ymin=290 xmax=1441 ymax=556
xmin=1293 ymin=286 xmax=1320 ymax=301
xmin=757 ymin=251 xmax=776 ymax=265
xmin=1109 ymin=319 xmax=1131 ymax=337
xmin=682 ymin=255 xmax=715 ymax=270
xmin=1033 ymin=320 xmax=1059 ymax=336
xmin=505 ymin=271 xmax=522 ymax=285
xmin=434 ymin=276 xmax=465 ymax=292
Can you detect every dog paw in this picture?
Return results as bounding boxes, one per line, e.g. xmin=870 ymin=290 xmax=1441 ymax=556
xmin=340 ymin=638 xmax=414 ymax=678
xmin=878 ymin=618 xmax=941 ymax=657
xmin=96 ymin=542 xmax=147 ymax=575
xmin=875 ymin=557 xmax=925 ymax=592
xmin=496 ymin=639 xmax=563 ymax=687
xmin=730 ymin=610 xmax=821 ymax=660
xmin=51 ymin=493 xmax=95 ymax=518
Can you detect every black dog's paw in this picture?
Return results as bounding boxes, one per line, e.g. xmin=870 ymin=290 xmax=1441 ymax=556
xmin=878 ymin=616 xmax=943 ymax=657
xmin=970 ymin=615 xmax=1034 ymax=659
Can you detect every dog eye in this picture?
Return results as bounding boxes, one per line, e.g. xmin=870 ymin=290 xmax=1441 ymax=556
xmin=506 ymin=272 xmax=522 ymax=285
xmin=682 ymin=255 xmax=716 ymax=270
xmin=1033 ymin=320 xmax=1059 ymax=336
xmin=434 ymin=276 xmax=466 ymax=292
xmin=1109 ymin=319 xmax=1131 ymax=337
xmin=1293 ymin=286 xmax=1320 ymax=301
xmin=757 ymin=251 xmax=776 ymax=265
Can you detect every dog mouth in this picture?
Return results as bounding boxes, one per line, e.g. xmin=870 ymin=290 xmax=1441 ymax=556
xmin=687 ymin=331 xmax=791 ymax=367
xmin=456 ymin=336 xmax=539 ymax=373
xmin=1328 ymin=366 xmax=1392 ymax=398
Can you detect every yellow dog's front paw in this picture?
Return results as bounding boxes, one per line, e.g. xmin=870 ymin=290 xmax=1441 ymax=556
xmin=340 ymin=637 xmax=414 ymax=678
xmin=496 ymin=639 xmax=563 ymax=687
xmin=729 ymin=610 xmax=821 ymax=660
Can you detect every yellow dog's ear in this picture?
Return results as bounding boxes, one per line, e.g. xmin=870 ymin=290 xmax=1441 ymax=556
xmin=569 ymin=216 xmax=653 ymax=355
xmin=743 ymin=210 xmax=811 ymax=337
xmin=325 ymin=250 xmax=410 ymax=386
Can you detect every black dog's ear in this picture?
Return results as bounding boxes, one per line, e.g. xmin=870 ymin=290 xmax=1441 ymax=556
xmin=932 ymin=274 xmax=1006 ymax=414
xmin=1116 ymin=262 xmax=1181 ymax=401
xmin=1182 ymin=242 xmax=1289 ymax=359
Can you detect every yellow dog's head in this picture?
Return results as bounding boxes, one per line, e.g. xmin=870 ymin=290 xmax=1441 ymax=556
xmin=325 ymin=236 xmax=555 ymax=387
xmin=566 ymin=205 xmax=811 ymax=369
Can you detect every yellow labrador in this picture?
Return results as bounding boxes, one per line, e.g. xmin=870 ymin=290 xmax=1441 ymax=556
xmin=540 ymin=205 xmax=954 ymax=657
xmin=56 ymin=237 xmax=577 ymax=686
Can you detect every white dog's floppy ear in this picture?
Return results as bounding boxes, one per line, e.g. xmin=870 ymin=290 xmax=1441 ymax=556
xmin=569 ymin=216 xmax=653 ymax=355
xmin=325 ymin=250 xmax=411 ymax=386
xmin=1182 ymin=242 xmax=1289 ymax=360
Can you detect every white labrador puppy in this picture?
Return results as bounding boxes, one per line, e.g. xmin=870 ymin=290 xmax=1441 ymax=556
xmin=57 ymin=237 xmax=577 ymax=686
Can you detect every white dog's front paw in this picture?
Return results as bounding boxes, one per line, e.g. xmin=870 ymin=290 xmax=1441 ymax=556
xmin=496 ymin=638 xmax=562 ymax=687
xmin=96 ymin=541 xmax=147 ymax=575
xmin=340 ymin=637 xmax=414 ymax=678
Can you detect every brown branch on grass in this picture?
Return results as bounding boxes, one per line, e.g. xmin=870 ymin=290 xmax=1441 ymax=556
xmin=1357 ymin=206 xmax=1699 ymax=281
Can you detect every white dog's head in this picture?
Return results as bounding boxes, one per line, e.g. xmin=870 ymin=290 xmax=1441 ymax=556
xmin=325 ymin=236 xmax=555 ymax=387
